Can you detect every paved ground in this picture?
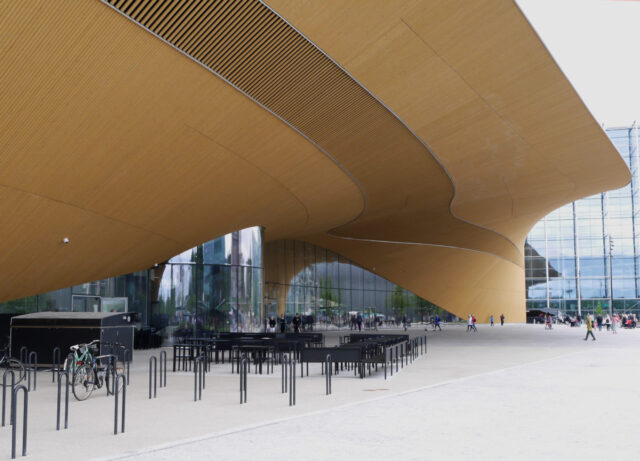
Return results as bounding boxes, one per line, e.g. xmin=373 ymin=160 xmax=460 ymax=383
xmin=1 ymin=323 xmax=638 ymax=460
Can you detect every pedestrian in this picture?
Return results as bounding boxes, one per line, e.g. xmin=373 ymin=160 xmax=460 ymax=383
xmin=401 ymin=314 xmax=407 ymax=331
xmin=268 ymin=316 xmax=276 ymax=333
xmin=467 ymin=314 xmax=473 ymax=332
xmin=433 ymin=314 xmax=442 ymax=331
xmin=584 ymin=314 xmax=596 ymax=341
xmin=545 ymin=314 xmax=552 ymax=330
xmin=500 ymin=313 xmax=505 ymax=326
xmin=279 ymin=313 xmax=286 ymax=333
xmin=356 ymin=312 xmax=363 ymax=331
xmin=293 ymin=313 xmax=301 ymax=333
xmin=611 ymin=314 xmax=619 ymax=334
xmin=596 ymin=313 xmax=603 ymax=332
xmin=472 ymin=314 xmax=478 ymax=332
xmin=490 ymin=315 xmax=494 ymax=326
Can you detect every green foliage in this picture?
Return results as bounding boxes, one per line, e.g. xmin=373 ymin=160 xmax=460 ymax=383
xmin=391 ymin=285 xmax=406 ymax=318
xmin=595 ymin=301 xmax=605 ymax=316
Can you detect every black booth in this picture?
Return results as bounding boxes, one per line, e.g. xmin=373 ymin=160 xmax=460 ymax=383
xmin=10 ymin=312 xmax=135 ymax=364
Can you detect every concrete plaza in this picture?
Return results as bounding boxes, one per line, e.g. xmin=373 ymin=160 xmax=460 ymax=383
xmin=1 ymin=323 xmax=638 ymax=460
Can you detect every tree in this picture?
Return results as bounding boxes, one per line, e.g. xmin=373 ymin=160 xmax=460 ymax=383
xmin=391 ymin=285 xmax=406 ymax=322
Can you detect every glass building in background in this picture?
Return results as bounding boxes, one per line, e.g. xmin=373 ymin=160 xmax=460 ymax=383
xmin=0 ymin=227 xmax=263 ymax=342
xmin=264 ymin=240 xmax=446 ymax=329
xmin=1 ymin=227 xmax=448 ymax=342
xmin=526 ymin=126 xmax=640 ymax=316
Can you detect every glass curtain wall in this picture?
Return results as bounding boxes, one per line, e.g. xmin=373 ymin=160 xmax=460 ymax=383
xmin=0 ymin=227 xmax=264 ymax=342
xmin=525 ymin=126 xmax=640 ymax=316
xmin=264 ymin=240 xmax=448 ymax=330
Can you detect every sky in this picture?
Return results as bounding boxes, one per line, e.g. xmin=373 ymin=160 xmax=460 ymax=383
xmin=516 ymin=0 xmax=640 ymax=128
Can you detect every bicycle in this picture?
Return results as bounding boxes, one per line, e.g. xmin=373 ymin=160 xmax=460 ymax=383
xmin=0 ymin=342 xmax=26 ymax=387
xmin=72 ymin=343 xmax=124 ymax=401
xmin=63 ymin=339 xmax=99 ymax=376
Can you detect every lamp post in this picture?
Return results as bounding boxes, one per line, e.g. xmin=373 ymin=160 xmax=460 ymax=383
xmin=607 ymin=235 xmax=614 ymax=318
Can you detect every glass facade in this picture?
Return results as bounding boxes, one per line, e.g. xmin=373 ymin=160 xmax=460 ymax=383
xmin=264 ymin=240 xmax=448 ymax=329
xmin=0 ymin=227 xmax=264 ymax=342
xmin=526 ymin=126 xmax=639 ymax=316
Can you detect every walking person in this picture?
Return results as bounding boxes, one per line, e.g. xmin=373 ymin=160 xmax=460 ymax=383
xmin=545 ymin=314 xmax=552 ymax=330
xmin=433 ymin=314 xmax=442 ymax=331
xmin=500 ymin=313 xmax=505 ymax=326
xmin=472 ymin=314 xmax=478 ymax=332
xmin=611 ymin=314 xmax=619 ymax=334
xmin=401 ymin=315 xmax=407 ymax=332
xmin=596 ymin=313 xmax=603 ymax=332
xmin=357 ymin=312 xmax=363 ymax=331
xmin=584 ymin=314 xmax=596 ymax=341
xmin=490 ymin=315 xmax=494 ymax=326
xmin=467 ymin=314 xmax=473 ymax=332
xmin=279 ymin=313 xmax=286 ymax=333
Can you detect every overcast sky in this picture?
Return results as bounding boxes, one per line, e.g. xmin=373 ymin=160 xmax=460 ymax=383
xmin=516 ymin=0 xmax=640 ymax=128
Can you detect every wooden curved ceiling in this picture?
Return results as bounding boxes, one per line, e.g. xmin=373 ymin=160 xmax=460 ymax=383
xmin=0 ymin=0 xmax=629 ymax=321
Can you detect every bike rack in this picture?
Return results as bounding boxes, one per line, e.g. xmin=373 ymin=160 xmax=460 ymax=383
xmin=19 ymin=347 xmax=27 ymax=366
xmin=2 ymin=369 xmax=16 ymax=427
xmin=123 ymin=349 xmax=131 ymax=385
xmin=114 ymin=374 xmax=126 ymax=435
xmin=105 ymin=354 xmax=117 ymax=397
xmin=289 ymin=359 xmax=296 ymax=406
xmin=193 ymin=355 xmax=204 ymax=402
xmin=10 ymin=384 xmax=28 ymax=459
xmin=65 ymin=353 xmax=74 ymax=375
xmin=281 ymin=353 xmax=288 ymax=394
xmin=148 ymin=356 xmax=157 ymax=399
xmin=325 ymin=354 xmax=332 ymax=395
xmin=52 ymin=347 xmax=61 ymax=383
xmin=239 ymin=356 xmax=247 ymax=404
xmin=159 ymin=350 xmax=167 ymax=388
xmin=56 ymin=370 xmax=69 ymax=430
xmin=27 ymin=351 xmax=37 ymax=391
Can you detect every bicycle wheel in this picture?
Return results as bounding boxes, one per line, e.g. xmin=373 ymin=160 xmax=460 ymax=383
xmin=0 ymin=359 xmax=25 ymax=387
xmin=72 ymin=364 xmax=96 ymax=401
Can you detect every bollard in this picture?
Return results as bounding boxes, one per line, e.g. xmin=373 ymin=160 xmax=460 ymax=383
xmin=124 ymin=349 xmax=131 ymax=385
xmin=325 ymin=354 xmax=332 ymax=395
xmin=239 ymin=357 xmax=247 ymax=404
xmin=390 ymin=348 xmax=393 ymax=377
xmin=159 ymin=350 xmax=167 ymax=388
xmin=52 ymin=347 xmax=61 ymax=383
xmin=11 ymin=384 xmax=28 ymax=458
xmin=425 ymin=335 xmax=428 ymax=355
xmin=2 ymin=369 xmax=16 ymax=427
xmin=149 ymin=356 xmax=157 ymax=399
xmin=27 ymin=351 xmax=37 ymax=391
xmin=289 ymin=359 xmax=296 ymax=406
xmin=56 ymin=370 xmax=69 ymax=430
xmin=114 ymin=374 xmax=126 ymax=434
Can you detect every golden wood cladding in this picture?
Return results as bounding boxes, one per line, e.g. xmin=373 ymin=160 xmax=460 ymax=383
xmin=0 ymin=0 xmax=630 ymax=323
xmin=103 ymin=0 xmax=522 ymax=265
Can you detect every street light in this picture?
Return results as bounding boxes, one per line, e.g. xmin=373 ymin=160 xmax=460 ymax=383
xmin=607 ymin=235 xmax=614 ymax=318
